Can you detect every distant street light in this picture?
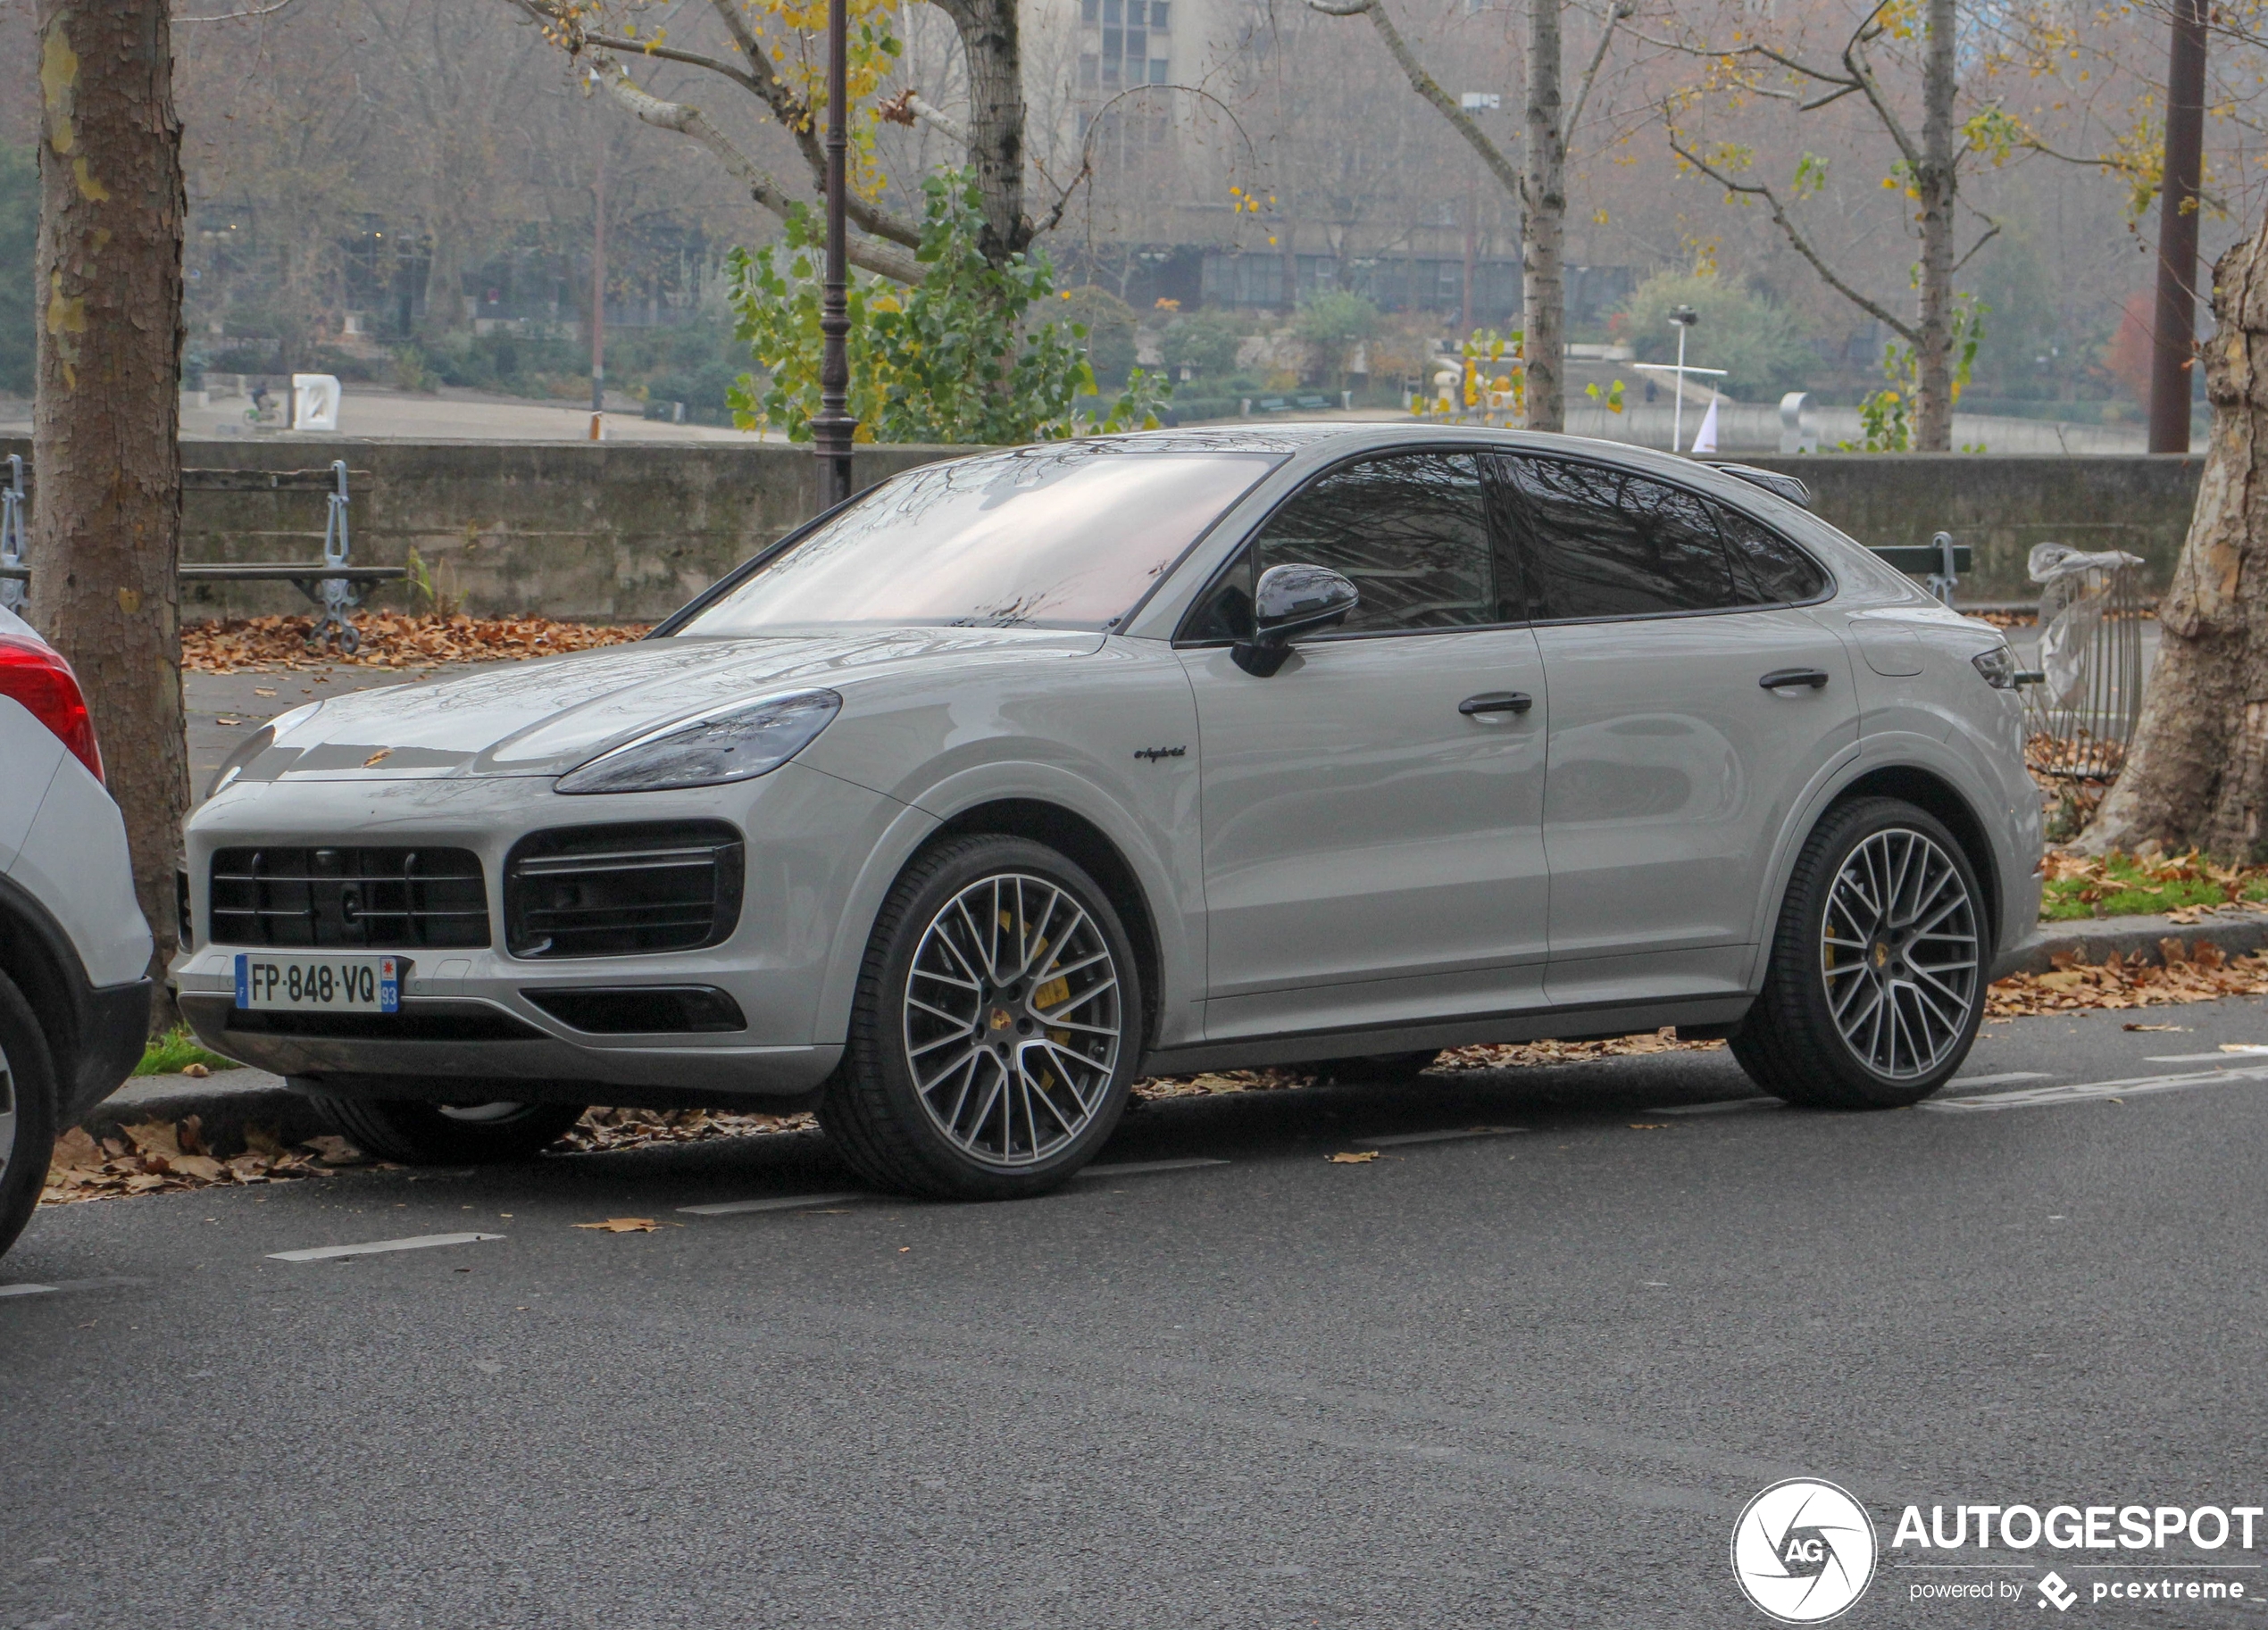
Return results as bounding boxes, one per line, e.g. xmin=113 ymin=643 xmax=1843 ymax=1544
xmin=810 ymin=0 xmax=858 ymax=510
xmin=1668 ymin=304 xmax=1697 ymax=453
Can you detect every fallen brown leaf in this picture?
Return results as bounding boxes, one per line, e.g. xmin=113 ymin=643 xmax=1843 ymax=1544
xmin=1628 ymin=1123 xmax=1670 ymax=1130
xmin=573 ymin=1217 xmax=660 ymax=1233
xmin=1327 ymin=1152 xmax=1379 ymax=1164
xmin=121 ymin=1119 xmax=184 ymax=1160
xmin=302 ymin=1135 xmax=367 ymax=1166
xmin=181 ymin=1062 xmax=211 ymax=1079
xmin=179 ymin=611 xmax=650 ymax=675
xmin=362 ymin=748 xmax=392 ymax=769
xmin=2122 ymin=1022 xmax=2181 ymax=1031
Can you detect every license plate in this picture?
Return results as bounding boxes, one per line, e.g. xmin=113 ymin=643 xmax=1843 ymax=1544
xmin=234 ymin=953 xmax=404 ymax=1013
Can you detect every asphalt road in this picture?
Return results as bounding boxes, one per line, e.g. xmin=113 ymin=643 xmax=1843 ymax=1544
xmin=9 ymin=998 xmax=2268 ymax=1628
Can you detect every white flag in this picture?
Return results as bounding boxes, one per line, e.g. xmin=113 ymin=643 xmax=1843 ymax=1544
xmin=1690 ymin=392 xmax=1721 ymax=454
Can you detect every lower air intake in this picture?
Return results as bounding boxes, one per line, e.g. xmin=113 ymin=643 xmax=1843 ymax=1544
xmin=504 ymin=821 xmax=744 ymax=960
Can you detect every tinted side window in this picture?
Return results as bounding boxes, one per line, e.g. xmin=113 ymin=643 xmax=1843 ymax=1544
xmin=1243 ymin=452 xmax=1497 ymax=636
xmin=1502 ymin=456 xmax=1742 ymax=620
xmin=1716 ymin=504 xmax=1830 ymax=603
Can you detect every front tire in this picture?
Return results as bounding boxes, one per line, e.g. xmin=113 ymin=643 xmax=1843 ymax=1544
xmin=0 ymin=969 xmax=60 ymax=1259
xmin=1731 ymin=796 xmax=1987 ymax=1110
xmin=300 ymin=1088 xmax=585 ymax=1164
xmin=821 ymin=835 xmax=1142 ymax=1200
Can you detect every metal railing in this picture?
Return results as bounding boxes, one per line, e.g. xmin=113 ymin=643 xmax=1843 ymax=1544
xmin=0 ymin=459 xmax=402 ymax=652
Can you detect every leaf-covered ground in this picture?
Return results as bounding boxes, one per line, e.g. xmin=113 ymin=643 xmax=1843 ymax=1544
xmin=180 ymin=611 xmax=649 ymax=674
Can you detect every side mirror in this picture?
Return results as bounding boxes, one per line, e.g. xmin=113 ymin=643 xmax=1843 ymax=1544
xmin=1233 ymin=562 xmax=1360 ymax=677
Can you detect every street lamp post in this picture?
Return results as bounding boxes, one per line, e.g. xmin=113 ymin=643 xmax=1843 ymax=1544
xmin=809 ymin=0 xmax=858 ymax=509
xmin=1668 ymin=304 xmax=1697 ymax=453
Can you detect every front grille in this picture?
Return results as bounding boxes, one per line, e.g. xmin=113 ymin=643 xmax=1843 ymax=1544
xmin=504 ymin=821 xmax=745 ymax=960
xmin=208 ymin=846 xmax=490 ymax=950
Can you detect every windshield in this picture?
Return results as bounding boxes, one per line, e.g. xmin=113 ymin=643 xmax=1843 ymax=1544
xmin=680 ymin=446 xmax=1281 ymax=635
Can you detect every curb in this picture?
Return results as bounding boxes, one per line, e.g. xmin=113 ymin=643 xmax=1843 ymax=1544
xmin=1997 ymin=909 xmax=2268 ymax=978
xmin=78 ymin=1069 xmax=328 ymax=1152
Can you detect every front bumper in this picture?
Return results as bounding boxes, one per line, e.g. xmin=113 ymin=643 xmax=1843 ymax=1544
xmin=172 ymin=763 xmax=897 ymax=1106
xmin=174 ymin=990 xmax=838 ymax=1104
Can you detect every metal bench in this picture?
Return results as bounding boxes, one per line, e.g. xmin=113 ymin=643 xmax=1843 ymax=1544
xmin=0 ymin=458 xmax=404 ymax=653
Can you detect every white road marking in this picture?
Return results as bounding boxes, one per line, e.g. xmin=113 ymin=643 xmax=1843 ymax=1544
xmin=0 ymin=1284 xmax=56 ymax=1298
xmin=1646 ymin=1097 xmax=1779 ymax=1116
xmin=268 ymin=1232 xmax=504 ymax=1262
xmin=1945 ymin=1071 xmax=2058 ymax=1088
xmin=678 ymin=1191 xmax=869 ymax=1217
xmin=1353 ymin=1127 xmax=1530 ymax=1146
xmin=1078 ymin=1158 xmax=1231 ymax=1176
xmin=2146 ymin=1052 xmax=2268 ymax=1063
xmin=1921 ymin=1062 xmax=2268 ymax=1113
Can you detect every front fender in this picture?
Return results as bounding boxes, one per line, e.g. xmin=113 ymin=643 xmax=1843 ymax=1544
xmin=809 ymin=756 xmax=1202 ymax=1052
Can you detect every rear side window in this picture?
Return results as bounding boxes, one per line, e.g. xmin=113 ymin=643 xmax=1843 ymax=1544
xmin=1184 ymin=451 xmax=1500 ymax=639
xmin=1499 ymin=455 xmax=1742 ymax=620
xmin=1716 ymin=504 xmax=1830 ymax=603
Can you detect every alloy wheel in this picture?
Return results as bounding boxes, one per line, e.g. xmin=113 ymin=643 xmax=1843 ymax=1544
xmin=901 ymin=872 xmax=1123 ymax=1168
xmin=1821 ymin=827 xmax=1980 ymax=1080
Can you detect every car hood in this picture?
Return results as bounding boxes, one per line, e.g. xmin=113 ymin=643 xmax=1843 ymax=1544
xmin=234 ymin=627 xmax=1106 ymax=783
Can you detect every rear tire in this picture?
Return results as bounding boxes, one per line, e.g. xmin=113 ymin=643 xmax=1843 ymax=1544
xmin=0 ymin=970 xmax=60 ymax=1259
xmin=821 ymin=835 xmax=1142 ymax=1201
xmin=1731 ymin=796 xmax=1987 ymax=1110
xmin=300 ymin=1088 xmax=585 ymax=1164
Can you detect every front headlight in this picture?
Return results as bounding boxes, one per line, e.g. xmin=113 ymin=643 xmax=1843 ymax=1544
xmin=556 ymin=689 xmax=842 ymax=794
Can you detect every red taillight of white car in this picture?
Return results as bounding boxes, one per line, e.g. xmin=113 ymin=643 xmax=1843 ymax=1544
xmin=0 ymin=633 xmax=104 ymax=784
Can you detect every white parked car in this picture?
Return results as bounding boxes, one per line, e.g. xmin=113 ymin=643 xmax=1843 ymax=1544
xmin=173 ymin=427 xmax=2040 ymax=1198
xmin=0 ymin=605 xmax=152 ymax=1252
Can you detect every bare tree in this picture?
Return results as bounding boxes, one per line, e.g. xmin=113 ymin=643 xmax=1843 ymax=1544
xmin=2080 ymin=212 xmax=2268 ymax=856
xmin=1304 ymin=0 xmax=1630 ymax=431
xmin=1660 ymin=0 xmax=1993 ymax=451
xmin=30 ymin=0 xmax=188 ymax=1025
xmin=504 ymin=0 xmax=1077 ymax=281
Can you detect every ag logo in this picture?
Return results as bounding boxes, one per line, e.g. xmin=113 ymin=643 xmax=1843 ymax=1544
xmin=1731 ymin=1478 xmax=1878 ymax=1623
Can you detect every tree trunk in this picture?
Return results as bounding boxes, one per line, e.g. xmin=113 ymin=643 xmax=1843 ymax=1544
xmin=1912 ymin=0 xmax=1957 ymax=451
xmin=938 ymin=0 xmax=1030 ymax=262
xmin=2079 ymin=216 xmax=2268 ymax=859
xmin=30 ymin=0 xmax=187 ymax=1030
xmin=1522 ymin=0 xmax=1565 ymax=433
xmin=420 ymin=224 xmax=466 ymax=337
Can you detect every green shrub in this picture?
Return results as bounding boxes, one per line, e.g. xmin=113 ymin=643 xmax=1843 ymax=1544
xmin=1616 ymin=271 xmax=1814 ymax=399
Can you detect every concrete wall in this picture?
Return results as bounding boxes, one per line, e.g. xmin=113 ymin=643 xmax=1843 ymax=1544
xmin=0 ymin=439 xmax=2207 ymax=620
xmin=1741 ymin=453 xmax=2205 ymax=601
xmin=0 ymin=437 xmax=966 ymax=625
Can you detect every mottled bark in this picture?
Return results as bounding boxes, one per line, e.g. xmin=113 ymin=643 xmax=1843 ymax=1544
xmin=1522 ymin=0 xmax=1565 ymax=433
xmin=931 ymin=0 xmax=1030 ymax=261
xmin=29 ymin=0 xmax=187 ymax=1027
xmin=2080 ymin=216 xmax=2268 ymax=859
xmin=1912 ymin=0 xmax=1956 ymax=451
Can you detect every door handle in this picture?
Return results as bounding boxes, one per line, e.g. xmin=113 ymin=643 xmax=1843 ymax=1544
xmin=1758 ymin=668 xmax=1830 ymax=691
xmin=1459 ymin=691 xmax=1535 ymax=716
